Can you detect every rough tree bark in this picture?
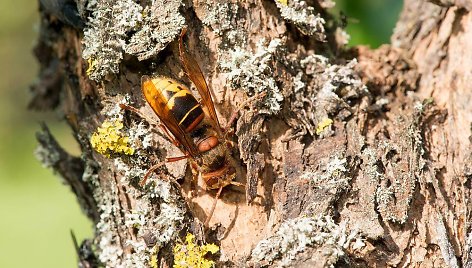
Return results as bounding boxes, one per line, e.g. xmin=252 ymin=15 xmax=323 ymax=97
xmin=32 ymin=0 xmax=472 ymax=267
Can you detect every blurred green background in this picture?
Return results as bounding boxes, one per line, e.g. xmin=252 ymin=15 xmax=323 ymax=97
xmin=0 ymin=1 xmax=92 ymax=268
xmin=334 ymin=0 xmax=403 ymax=47
xmin=0 ymin=0 xmax=402 ymax=267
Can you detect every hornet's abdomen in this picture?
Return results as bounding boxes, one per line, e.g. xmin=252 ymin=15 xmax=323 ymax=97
xmin=152 ymin=78 xmax=204 ymax=132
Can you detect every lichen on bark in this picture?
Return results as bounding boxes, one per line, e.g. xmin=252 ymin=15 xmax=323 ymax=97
xmin=32 ymin=0 xmax=472 ymax=267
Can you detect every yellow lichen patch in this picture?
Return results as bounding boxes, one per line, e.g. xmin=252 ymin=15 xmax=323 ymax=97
xmin=173 ymin=233 xmax=219 ymax=268
xmin=277 ymin=0 xmax=288 ymax=5
xmin=316 ymin=118 xmax=333 ymax=135
xmin=90 ymin=119 xmax=135 ymax=157
xmin=86 ymin=57 xmax=97 ymax=77
xmin=150 ymin=246 xmax=159 ymax=268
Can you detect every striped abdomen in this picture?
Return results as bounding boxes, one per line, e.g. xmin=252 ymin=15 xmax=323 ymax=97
xmin=153 ymin=78 xmax=204 ymax=133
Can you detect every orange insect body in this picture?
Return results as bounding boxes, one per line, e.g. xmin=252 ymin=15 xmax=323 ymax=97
xmin=139 ymin=27 xmax=243 ymax=225
xmin=141 ymin=76 xmax=236 ymax=191
xmin=142 ymin=77 xmax=204 ymax=133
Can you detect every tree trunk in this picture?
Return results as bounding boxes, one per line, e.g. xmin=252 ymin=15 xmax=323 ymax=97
xmin=32 ymin=0 xmax=472 ymax=267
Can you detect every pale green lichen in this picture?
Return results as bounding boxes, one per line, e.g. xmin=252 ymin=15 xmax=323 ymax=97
xmin=94 ymin=156 xmax=185 ymax=267
xmin=363 ymin=147 xmax=395 ymax=222
xmin=284 ymin=54 xmax=366 ymax=138
xmin=89 ymin=98 xmax=185 ymax=267
xmin=124 ymin=0 xmax=185 ymax=60
xmin=116 ymin=160 xmax=185 ymax=222
xmin=335 ymin=27 xmax=350 ymax=47
xmin=115 ymin=155 xmax=185 ymax=266
xmin=114 ymin=158 xmax=147 ymax=183
xmin=82 ymin=0 xmax=185 ymax=81
xmin=325 ymin=156 xmax=347 ymax=176
xmin=251 ymin=215 xmax=364 ymax=267
xmin=320 ymin=59 xmax=366 ymax=95
xmin=123 ymin=239 xmax=149 ymax=267
xmin=82 ymin=0 xmax=143 ymax=81
xmin=435 ymin=214 xmax=460 ymax=268
xmin=194 ymin=1 xmax=246 ymax=46
xmin=374 ymin=115 xmax=422 ymax=224
xmin=94 ymin=178 xmax=124 ymax=267
xmin=362 ymin=148 xmax=383 ymax=184
xmin=220 ymin=38 xmax=284 ymax=114
xmin=300 ymin=156 xmax=349 ymax=192
xmin=319 ymin=0 xmax=336 ymax=9
xmin=173 ymin=233 xmax=219 ymax=268
xmin=125 ymin=207 xmax=149 ymax=229
xmin=200 ymin=2 xmax=238 ymax=36
xmin=34 ymin=141 xmax=61 ymax=169
xmin=275 ymin=0 xmax=326 ymax=39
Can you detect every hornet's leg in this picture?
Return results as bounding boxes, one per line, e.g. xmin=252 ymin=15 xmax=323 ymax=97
xmin=223 ymin=92 xmax=267 ymax=135
xmin=230 ymin=181 xmax=245 ymax=188
xmin=140 ymin=154 xmax=191 ymax=187
xmin=120 ymin=103 xmax=180 ymax=147
xmin=204 ymin=186 xmax=223 ymax=227
xmin=188 ymin=162 xmax=201 ymax=198
xmin=140 ymin=162 xmax=165 ymax=187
